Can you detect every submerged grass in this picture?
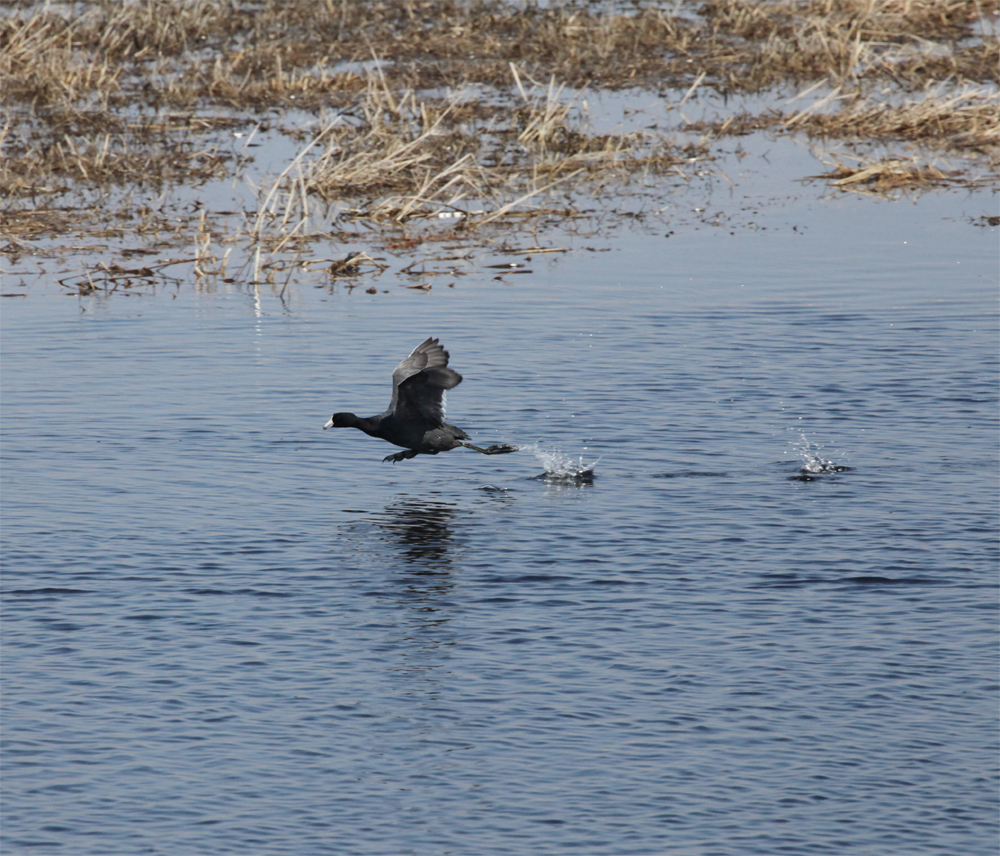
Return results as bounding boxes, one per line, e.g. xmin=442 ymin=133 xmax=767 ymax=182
xmin=1 ymin=0 xmax=996 ymax=259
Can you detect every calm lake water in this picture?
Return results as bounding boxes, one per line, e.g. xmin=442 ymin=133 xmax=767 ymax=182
xmin=2 ymin=172 xmax=998 ymax=854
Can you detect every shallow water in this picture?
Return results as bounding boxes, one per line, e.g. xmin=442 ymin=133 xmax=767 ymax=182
xmin=3 ymin=175 xmax=998 ymax=855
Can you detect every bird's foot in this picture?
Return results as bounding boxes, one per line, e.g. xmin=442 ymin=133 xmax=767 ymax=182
xmin=383 ymin=449 xmax=420 ymax=464
xmin=461 ymin=442 xmax=519 ymax=455
xmin=484 ymin=443 xmax=519 ymax=454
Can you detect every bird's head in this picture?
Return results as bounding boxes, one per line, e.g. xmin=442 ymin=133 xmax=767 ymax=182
xmin=323 ymin=412 xmax=356 ymax=430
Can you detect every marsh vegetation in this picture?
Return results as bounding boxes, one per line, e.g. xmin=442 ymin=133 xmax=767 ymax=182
xmin=2 ymin=0 xmax=996 ymax=290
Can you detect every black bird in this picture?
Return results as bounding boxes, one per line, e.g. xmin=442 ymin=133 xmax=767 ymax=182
xmin=323 ymin=337 xmax=518 ymax=463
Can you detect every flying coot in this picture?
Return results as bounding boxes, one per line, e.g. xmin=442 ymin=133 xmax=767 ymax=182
xmin=323 ymin=337 xmax=519 ymax=463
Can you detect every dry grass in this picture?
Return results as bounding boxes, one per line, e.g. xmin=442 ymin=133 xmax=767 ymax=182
xmin=4 ymin=0 xmax=993 ymax=111
xmin=0 ymin=118 xmax=234 ymax=199
xmin=1 ymin=0 xmax=995 ymax=249
xmin=251 ymin=69 xmax=701 ymax=235
xmin=700 ymin=0 xmax=997 ymax=90
xmin=808 ymin=154 xmax=968 ymax=192
xmin=794 ymin=86 xmax=999 ymax=163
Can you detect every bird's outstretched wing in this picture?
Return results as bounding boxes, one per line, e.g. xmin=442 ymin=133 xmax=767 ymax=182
xmin=389 ymin=337 xmax=462 ymax=424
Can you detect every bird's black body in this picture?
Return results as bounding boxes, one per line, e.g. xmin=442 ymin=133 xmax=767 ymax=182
xmin=324 ymin=338 xmax=517 ymax=463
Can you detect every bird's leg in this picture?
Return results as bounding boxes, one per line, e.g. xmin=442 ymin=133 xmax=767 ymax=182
xmin=383 ymin=449 xmax=421 ymax=464
xmin=460 ymin=442 xmax=519 ymax=455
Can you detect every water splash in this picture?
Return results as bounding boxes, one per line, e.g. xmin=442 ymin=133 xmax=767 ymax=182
xmin=520 ymin=443 xmax=598 ymax=483
xmin=789 ymin=433 xmax=851 ymax=477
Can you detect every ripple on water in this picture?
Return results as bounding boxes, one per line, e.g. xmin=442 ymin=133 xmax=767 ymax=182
xmin=2 ymin=200 xmax=997 ymax=856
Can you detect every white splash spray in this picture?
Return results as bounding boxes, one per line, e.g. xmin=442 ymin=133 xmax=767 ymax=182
xmin=789 ymin=433 xmax=849 ymax=474
xmin=519 ymin=443 xmax=599 ymax=481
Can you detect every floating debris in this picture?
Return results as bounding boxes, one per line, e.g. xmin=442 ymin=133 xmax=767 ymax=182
xmin=328 ymin=251 xmax=387 ymax=278
xmin=497 ymin=247 xmax=568 ymax=255
xmin=807 ymin=155 xmax=967 ymax=194
xmin=329 ymin=251 xmax=365 ymax=276
xmin=57 ymin=257 xmax=194 ymax=295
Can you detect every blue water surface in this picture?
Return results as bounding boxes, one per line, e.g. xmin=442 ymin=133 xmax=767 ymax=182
xmin=2 ymin=186 xmax=998 ymax=855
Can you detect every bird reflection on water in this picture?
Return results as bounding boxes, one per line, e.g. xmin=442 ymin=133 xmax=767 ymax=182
xmin=374 ymin=499 xmax=461 ymax=571
xmin=355 ymin=500 xmax=465 ymax=685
